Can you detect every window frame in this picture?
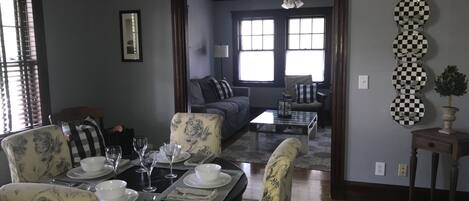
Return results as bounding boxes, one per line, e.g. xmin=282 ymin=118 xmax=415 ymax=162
xmin=0 ymin=0 xmax=50 ymax=138
xmin=232 ymin=8 xmax=332 ymax=88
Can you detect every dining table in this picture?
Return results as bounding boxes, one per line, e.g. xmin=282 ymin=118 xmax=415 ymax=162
xmin=50 ymin=157 xmax=248 ymax=201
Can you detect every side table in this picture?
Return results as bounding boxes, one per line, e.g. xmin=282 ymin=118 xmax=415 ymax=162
xmin=409 ymin=128 xmax=469 ymax=201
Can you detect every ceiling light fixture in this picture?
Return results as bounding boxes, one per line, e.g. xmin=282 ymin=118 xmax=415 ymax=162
xmin=282 ymin=0 xmax=304 ymax=9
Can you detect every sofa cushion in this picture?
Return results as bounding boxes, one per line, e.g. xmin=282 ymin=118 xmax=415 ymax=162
xmin=222 ymin=96 xmax=249 ymax=112
xmin=198 ymin=76 xmax=220 ymax=103
xmin=189 ymin=80 xmax=205 ymax=105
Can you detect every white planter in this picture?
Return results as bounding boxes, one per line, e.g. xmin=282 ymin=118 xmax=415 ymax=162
xmin=439 ymin=106 xmax=459 ymax=134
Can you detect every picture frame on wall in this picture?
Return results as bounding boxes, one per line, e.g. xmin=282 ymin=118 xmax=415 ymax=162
xmin=120 ymin=10 xmax=143 ymax=62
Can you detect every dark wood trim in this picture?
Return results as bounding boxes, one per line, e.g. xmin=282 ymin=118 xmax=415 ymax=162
xmin=330 ymin=0 xmax=348 ymax=199
xmin=119 ymin=10 xmax=143 ymax=62
xmin=32 ymin=0 xmax=51 ymax=125
xmin=345 ymin=181 xmax=469 ymax=201
xmin=171 ymin=0 xmax=188 ymax=113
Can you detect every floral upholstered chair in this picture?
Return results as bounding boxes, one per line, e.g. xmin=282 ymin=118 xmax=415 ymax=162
xmin=170 ymin=113 xmax=223 ymax=156
xmin=1 ymin=125 xmax=72 ymax=183
xmin=0 ymin=183 xmax=98 ymax=201
xmin=260 ymin=138 xmax=302 ymax=201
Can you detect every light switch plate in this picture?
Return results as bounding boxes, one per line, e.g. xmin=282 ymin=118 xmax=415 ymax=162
xmin=358 ymin=75 xmax=369 ymax=89
xmin=375 ymin=162 xmax=386 ymax=176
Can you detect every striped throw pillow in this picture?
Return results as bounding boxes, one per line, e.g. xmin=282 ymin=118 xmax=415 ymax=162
xmin=295 ymin=83 xmax=318 ymax=103
xmin=210 ymin=78 xmax=233 ymax=100
xmin=61 ymin=116 xmax=106 ymax=166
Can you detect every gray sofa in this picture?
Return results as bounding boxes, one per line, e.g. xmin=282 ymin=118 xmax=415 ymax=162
xmin=189 ymin=76 xmax=250 ymax=140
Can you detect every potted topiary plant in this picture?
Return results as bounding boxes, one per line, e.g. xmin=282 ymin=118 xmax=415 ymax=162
xmin=434 ymin=65 xmax=468 ymax=134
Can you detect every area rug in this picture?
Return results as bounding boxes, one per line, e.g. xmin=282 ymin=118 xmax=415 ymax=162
xmin=220 ymin=127 xmax=331 ymax=171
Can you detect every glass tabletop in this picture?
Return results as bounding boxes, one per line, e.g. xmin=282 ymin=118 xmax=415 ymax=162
xmin=250 ymin=109 xmax=317 ymax=126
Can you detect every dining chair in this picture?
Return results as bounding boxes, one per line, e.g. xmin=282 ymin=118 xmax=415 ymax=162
xmin=170 ymin=113 xmax=223 ymax=156
xmin=260 ymin=138 xmax=302 ymax=201
xmin=0 ymin=183 xmax=98 ymax=201
xmin=0 ymin=125 xmax=72 ymax=183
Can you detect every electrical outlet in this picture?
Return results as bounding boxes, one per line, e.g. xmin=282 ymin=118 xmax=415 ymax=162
xmin=375 ymin=162 xmax=386 ymax=176
xmin=398 ymin=164 xmax=408 ymax=177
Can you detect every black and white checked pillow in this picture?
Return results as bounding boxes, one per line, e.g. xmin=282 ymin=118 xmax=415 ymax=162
xmin=61 ymin=116 xmax=106 ymax=166
xmin=295 ymin=83 xmax=318 ymax=104
xmin=210 ymin=78 xmax=233 ymax=100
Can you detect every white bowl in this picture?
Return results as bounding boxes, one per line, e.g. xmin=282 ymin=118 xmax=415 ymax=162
xmin=195 ymin=164 xmax=221 ymax=183
xmin=80 ymin=156 xmax=106 ymax=173
xmin=95 ymin=180 xmax=127 ymax=201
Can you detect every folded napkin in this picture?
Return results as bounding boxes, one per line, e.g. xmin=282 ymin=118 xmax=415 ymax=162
xmin=165 ymin=187 xmax=217 ymax=201
xmin=183 ymin=153 xmax=214 ymax=167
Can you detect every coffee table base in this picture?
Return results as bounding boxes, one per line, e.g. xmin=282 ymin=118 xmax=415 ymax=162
xmin=249 ymin=122 xmax=317 ymax=154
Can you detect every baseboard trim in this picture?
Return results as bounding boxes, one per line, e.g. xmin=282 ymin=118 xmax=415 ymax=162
xmin=344 ymin=181 xmax=469 ymax=201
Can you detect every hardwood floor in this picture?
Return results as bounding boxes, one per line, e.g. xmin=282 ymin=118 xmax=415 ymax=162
xmin=235 ymin=162 xmax=343 ymax=201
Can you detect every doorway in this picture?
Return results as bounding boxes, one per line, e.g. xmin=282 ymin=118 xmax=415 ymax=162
xmin=171 ymin=0 xmax=348 ymax=199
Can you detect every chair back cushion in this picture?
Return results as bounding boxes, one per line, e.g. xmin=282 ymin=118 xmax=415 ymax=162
xmin=170 ymin=113 xmax=223 ymax=156
xmin=1 ymin=125 xmax=72 ymax=183
xmin=0 ymin=183 xmax=98 ymax=201
xmin=61 ymin=116 xmax=107 ymax=166
xmin=284 ymin=75 xmax=312 ymax=101
xmin=260 ymin=138 xmax=301 ymax=201
xmin=295 ymin=83 xmax=318 ymax=103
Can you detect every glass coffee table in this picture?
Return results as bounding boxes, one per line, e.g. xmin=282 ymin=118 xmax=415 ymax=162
xmin=249 ymin=110 xmax=318 ymax=154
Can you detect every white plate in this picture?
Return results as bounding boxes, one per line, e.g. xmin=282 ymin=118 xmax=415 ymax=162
xmin=157 ymin=151 xmax=191 ymax=164
xmin=66 ymin=165 xmax=113 ymax=179
xmin=96 ymin=188 xmax=138 ymax=201
xmin=183 ymin=172 xmax=232 ymax=189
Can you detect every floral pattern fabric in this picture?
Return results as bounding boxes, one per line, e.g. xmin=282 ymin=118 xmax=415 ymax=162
xmin=170 ymin=113 xmax=223 ymax=156
xmin=260 ymin=138 xmax=301 ymax=201
xmin=0 ymin=183 xmax=98 ymax=201
xmin=1 ymin=125 xmax=72 ymax=183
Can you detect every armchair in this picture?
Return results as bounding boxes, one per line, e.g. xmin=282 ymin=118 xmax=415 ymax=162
xmin=284 ymin=75 xmax=328 ymax=127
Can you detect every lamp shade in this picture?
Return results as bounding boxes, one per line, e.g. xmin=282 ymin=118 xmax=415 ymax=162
xmin=214 ymin=45 xmax=229 ymax=58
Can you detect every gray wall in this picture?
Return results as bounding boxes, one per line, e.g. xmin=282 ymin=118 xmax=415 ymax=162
xmin=0 ymin=0 xmax=174 ymax=185
xmin=212 ymin=0 xmax=334 ymax=107
xmin=348 ymin=0 xmax=469 ymax=191
xmin=188 ymin=0 xmax=214 ymax=79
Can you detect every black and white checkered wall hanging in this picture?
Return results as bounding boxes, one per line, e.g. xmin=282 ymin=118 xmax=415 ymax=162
xmin=394 ymin=0 xmax=430 ymax=30
xmin=392 ymin=62 xmax=427 ymax=94
xmin=392 ymin=30 xmax=428 ymax=62
xmin=390 ymin=94 xmax=425 ymax=126
xmin=390 ymin=0 xmax=430 ymax=127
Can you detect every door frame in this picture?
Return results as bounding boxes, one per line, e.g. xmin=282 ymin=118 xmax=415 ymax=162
xmin=171 ymin=0 xmax=348 ymax=199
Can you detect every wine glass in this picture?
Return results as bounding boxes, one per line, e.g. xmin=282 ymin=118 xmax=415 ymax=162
xmin=160 ymin=143 xmax=181 ymax=179
xmin=105 ymin=145 xmax=122 ymax=175
xmin=141 ymin=151 xmax=158 ymax=192
xmin=133 ymin=136 xmax=148 ymax=173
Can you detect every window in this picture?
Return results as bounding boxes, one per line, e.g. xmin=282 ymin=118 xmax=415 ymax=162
xmin=233 ymin=8 xmax=331 ymax=87
xmin=0 ymin=0 xmax=47 ymax=134
xmin=286 ymin=17 xmax=325 ymax=82
xmin=238 ymin=19 xmax=275 ymax=81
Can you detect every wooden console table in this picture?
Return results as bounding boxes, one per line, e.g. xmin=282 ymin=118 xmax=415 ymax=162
xmin=409 ymin=128 xmax=469 ymax=201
